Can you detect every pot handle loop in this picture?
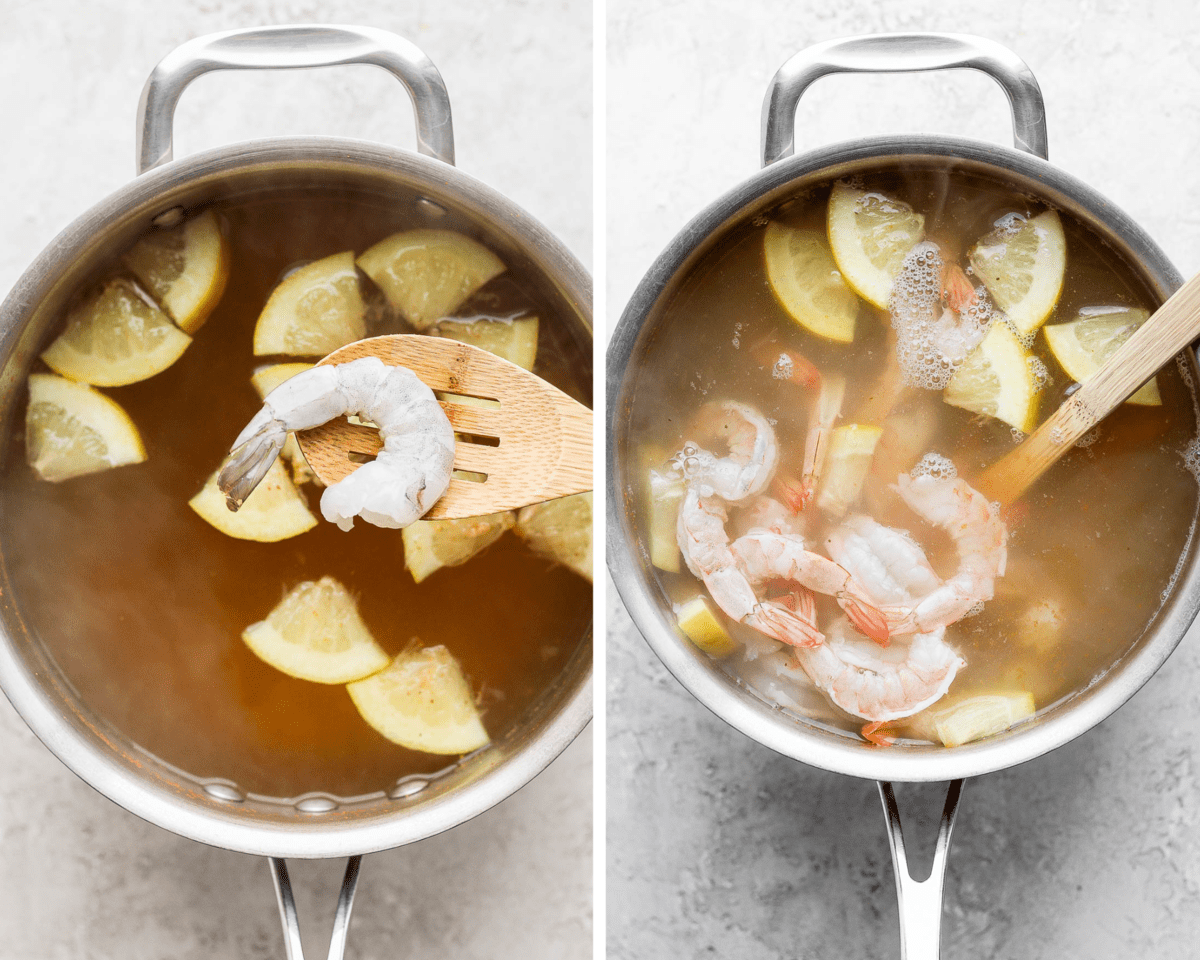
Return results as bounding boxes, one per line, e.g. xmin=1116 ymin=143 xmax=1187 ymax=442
xmin=761 ymin=33 xmax=1048 ymax=166
xmin=136 ymin=24 xmax=455 ymax=174
xmin=877 ymin=779 xmax=964 ymax=960
xmin=269 ymin=855 xmax=363 ymax=960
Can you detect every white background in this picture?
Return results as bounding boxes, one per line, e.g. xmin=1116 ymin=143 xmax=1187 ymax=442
xmin=607 ymin=1 xmax=1200 ymax=958
xmin=0 ymin=2 xmax=591 ymax=958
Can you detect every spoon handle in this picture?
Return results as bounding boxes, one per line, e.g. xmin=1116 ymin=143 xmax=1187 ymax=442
xmin=980 ymin=269 xmax=1200 ymax=504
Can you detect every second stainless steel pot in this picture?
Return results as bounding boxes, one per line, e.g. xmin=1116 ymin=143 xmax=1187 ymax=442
xmin=607 ymin=33 xmax=1200 ymax=959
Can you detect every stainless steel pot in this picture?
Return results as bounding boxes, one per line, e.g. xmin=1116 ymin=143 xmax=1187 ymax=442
xmin=607 ymin=33 xmax=1200 ymax=959
xmin=0 ymin=25 xmax=592 ymax=958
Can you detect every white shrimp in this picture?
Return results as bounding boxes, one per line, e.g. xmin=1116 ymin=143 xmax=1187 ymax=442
xmin=218 ymin=356 xmax=455 ymax=531
xmin=881 ymin=472 xmax=1007 ymax=634
xmin=729 ymin=531 xmax=891 ymax=644
xmin=675 ymin=403 xmax=823 ymax=648
xmin=730 ymin=495 xmax=806 ymax=539
xmin=678 ymin=489 xmax=824 ymax=648
xmin=793 ymin=615 xmax=964 ymax=723
xmin=825 ymin=515 xmax=942 ymax=608
xmin=677 ymin=400 xmax=778 ymax=501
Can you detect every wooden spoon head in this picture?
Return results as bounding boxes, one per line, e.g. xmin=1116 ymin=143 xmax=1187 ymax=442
xmin=295 ymin=335 xmax=593 ymax=520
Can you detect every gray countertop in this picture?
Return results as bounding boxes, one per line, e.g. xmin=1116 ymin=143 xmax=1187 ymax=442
xmin=607 ymin=1 xmax=1200 ymax=957
xmin=0 ymin=2 xmax=591 ymax=957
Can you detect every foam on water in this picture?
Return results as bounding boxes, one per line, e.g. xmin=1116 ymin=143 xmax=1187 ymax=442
xmin=889 ymin=242 xmax=993 ymax=389
xmin=910 ymin=452 xmax=957 ymax=480
xmin=771 ymin=352 xmax=794 ymax=381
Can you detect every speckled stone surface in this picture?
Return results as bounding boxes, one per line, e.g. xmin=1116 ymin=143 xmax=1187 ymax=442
xmin=608 ymin=2 xmax=1200 ymax=958
xmin=0 ymin=2 xmax=590 ymax=957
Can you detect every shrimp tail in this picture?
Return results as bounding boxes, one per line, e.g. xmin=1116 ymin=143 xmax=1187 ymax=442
xmin=217 ymin=409 xmax=288 ymax=510
xmin=748 ymin=599 xmax=823 ymax=648
xmin=838 ymin=591 xmax=891 ymax=646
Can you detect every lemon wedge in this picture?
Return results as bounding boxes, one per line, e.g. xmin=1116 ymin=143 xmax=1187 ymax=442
xmin=252 ymin=251 xmax=366 ymax=357
xmin=944 ymin=321 xmax=1039 ymax=431
xmin=815 ymin=424 xmax=884 ymax=517
xmin=764 ymin=223 xmax=861 ymax=343
xmin=347 ymin=645 xmax=489 ymax=754
xmin=515 ymin=492 xmax=593 ymax=582
xmin=356 ymin=229 xmax=505 ymax=331
xmin=677 ymin=597 xmax=738 ymax=658
xmin=242 ymin=576 xmax=389 ymax=684
xmin=1043 ymin=307 xmax=1160 ymax=405
xmin=827 ymin=182 xmax=925 ymax=309
xmin=251 ymin=362 xmax=321 ymax=485
xmin=648 ymin=467 xmax=685 ymax=573
xmin=402 ymin=511 xmax=516 ymax=584
xmin=968 ymin=210 xmax=1066 ymax=336
xmin=431 ymin=315 xmax=538 ymax=370
xmin=122 ymin=209 xmax=230 ymax=334
xmin=189 ymin=456 xmax=317 ymax=541
xmin=41 ymin=279 xmax=192 ymax=387
xmin=933 ymin=692 xmax=1035 ymax=747
xmin=25 ymin=373 xmax=146 ymax=482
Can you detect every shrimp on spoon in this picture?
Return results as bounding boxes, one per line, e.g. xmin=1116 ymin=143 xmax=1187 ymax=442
xmin=218 ymin=356 xmax=455 ymax=531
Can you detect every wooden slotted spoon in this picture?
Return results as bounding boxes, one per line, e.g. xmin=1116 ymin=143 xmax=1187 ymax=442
xmin=979 ymin=271 xmax=1200 ymax=505
xmin=294 ymin=335 xmax=592 ymax=520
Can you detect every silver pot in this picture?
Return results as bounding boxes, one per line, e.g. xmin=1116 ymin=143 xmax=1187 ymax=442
xmin=0 ymin=25 xmax=591 ymax=957
xmin=607 ymin=33 xmax=1200 ymax=959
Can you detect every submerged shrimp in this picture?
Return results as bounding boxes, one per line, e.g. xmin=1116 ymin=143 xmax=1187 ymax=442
xmin=793 ymin=615 xmax=964 ymax=723
xmin=218 ymin=357 xmax=455 ymax=531
xmin=678 ymin=401 xmax=778 ymax=501
xmin=729 ymin=531 xmax=891 ymax=644
xmin=678 ymin=489 xmax=823 ymax=648
xmin=676 ymin=403 xmax=823 ymax=648
xmin=881 ymin=472 xmax=1007 ymax=634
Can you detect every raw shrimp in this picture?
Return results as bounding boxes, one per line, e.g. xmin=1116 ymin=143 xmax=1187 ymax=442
xmin=729 ymin=531 xmax=890 ymax=643
xmin=793 ymin=615 xmax=964 ymax=723
xmin=881 ymin=472 xmax=1008 ymax=634
xmin=218 ymin=356 xmax=455 ymax=531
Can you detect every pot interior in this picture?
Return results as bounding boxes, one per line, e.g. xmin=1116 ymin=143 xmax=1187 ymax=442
xmin=0 ymin=142 xmax=592 ymax=856
xmin=609 ymin=142 xmax=1200 ymax=782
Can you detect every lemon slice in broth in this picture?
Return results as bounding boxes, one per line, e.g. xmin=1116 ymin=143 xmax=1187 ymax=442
xmin=41 ymin=279 xmax=192 ymax=387
xmin=347 ymin=645 xmax=489 ymax=754
xmin=431 ymin=315 xmax=538 ymax=370
xmin=242 ymin=576 xmax=390 ymax=684
xmin=944 ymin=321 xmax=1039 ymax=432
xmin=252 ymin=251 xmax=366 ymax=357
xmin=402 ymin=511 xmax=517 ymax=584
xmin=1043 ymin=307 xmax=1160 ymax=405
xmin=122 ymin=209 xmax=230 ymax=335
xmin=764 ymin=223 xmax=861 ymax=343
xmin=25 ymin=373 xmax=146 ymax=482
xmin=357 ymin=229 xmax=505 ymax=331
xmin=515 ymin=492 xmax=593 ymax=582
xmin=189 ymin=457 xmax=317 ymax=542
xmin=968 ymin=210 xmax=1066 ymax=336
xmin=826 ymin=182 xmax=925 ymax=309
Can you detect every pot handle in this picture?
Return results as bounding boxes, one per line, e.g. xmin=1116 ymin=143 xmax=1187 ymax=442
xmin=761 ymin=33 xmax=1048 ymax=166
xmin=135 ymin=24 xmax=455 ymax=174
xmin=269 ymin=855 xmax=362 ymax=960
xmin=876 ymin=779 xmax=965 ymax=960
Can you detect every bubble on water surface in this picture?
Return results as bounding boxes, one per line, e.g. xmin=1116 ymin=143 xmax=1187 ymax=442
xmin=910 ymin=452 xmax=957 ymax=480
xmin=772 ymin=353 xmax=794 ymax=381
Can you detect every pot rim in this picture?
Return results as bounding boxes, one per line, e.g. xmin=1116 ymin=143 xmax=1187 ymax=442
xmin=0 ymin=135 xmax=593 ymax=858
xmin=607 ymin=132 xmax=1200 ymax=783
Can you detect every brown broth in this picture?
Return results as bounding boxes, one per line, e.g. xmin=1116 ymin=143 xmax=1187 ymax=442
xmin=629 ymin=164 xmax=1199 ymax=743
xmin=1 ymin=189 xmax=592 ymax=797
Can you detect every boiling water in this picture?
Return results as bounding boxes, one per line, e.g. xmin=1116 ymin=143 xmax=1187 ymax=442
xmin=1 ymin=189 xmax=592 ymax=797
xmin=628 ymin=165 xmax=1199 ymax=742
